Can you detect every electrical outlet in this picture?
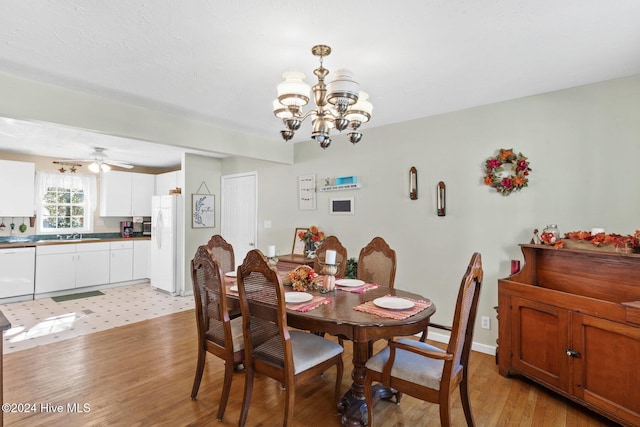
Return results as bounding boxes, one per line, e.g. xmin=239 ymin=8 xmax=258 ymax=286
xmin=481 ymin=316 xmax=491 ymax=330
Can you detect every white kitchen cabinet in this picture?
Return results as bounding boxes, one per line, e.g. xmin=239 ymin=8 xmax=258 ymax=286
xmin=35 ymin=244 xmax=77 ymax=294
xmin=0 ymin=159 xmax=35 ymax=217
xmin=100 ymin=171 xmax=154 ymax=217
xmin=110 ymin=241 xmax=133 ymax=283
xmin=133 ymin=240 xmax=150 ymax=280
xmin=35 ymin=242 xmax=112 ymax=293
xmin=131 ymin=173 xmax=154 ymax=216
xmin=75 ymin=242 xmax=110 ymax=287
xmin=154 ymin=170 xmax=182 ymax=196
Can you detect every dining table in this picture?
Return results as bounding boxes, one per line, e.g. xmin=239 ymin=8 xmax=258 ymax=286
xmin=225 ymin=275 xmax=436 ymax=427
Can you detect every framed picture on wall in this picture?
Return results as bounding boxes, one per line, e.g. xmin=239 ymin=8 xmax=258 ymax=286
xmin=192 ymin=194 xmax=215 ymax=228
xmin=292 ymin=227 xmax=308 ymax=255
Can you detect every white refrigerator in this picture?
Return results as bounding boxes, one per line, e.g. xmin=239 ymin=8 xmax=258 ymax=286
xmin=151 ymin=194 xmax=183 ymax=295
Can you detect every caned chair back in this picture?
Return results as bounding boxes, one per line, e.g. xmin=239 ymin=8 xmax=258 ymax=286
xmin=192 ymin=245 xmax=230 ymax=347
xmin=357 ymin=237 xmax=397 ymax=287
xmin=313 ymin=235 xmax=348 ymax=278
xmin=237 ymin=249 xmax=291 ymax=370
xmin=206 ymin=234 xmax=235 ymax=274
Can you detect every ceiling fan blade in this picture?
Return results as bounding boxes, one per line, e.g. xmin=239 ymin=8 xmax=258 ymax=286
xmin=104 ymin=160 xmax=134 ymax=169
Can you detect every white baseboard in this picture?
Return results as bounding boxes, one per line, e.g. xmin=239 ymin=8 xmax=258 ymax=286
xmin=421 ymin=330 xmax=496 ymax=356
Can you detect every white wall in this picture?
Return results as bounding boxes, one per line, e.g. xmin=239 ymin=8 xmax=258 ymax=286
xmin=222 ymin=74 xmax=640 ymax=350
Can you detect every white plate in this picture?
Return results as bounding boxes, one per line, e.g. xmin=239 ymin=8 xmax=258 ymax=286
xmin=335 ymin=279 xmax=365 ymax=288
xmin=229 ymin=285 xmax=238 ymax=292
xmin=285 ymin=292 xmax=313 ymax=304
xmin=225 ymin=271 xmax=237 ymax=278
xmin=373 ymin=297 xmax=414 ymax=310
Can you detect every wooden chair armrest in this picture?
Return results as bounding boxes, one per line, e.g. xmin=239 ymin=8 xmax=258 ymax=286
xmin=389 ymin=339 xmax=453 ymax=361
xmin=427 ymin=322 xmax=452 ymax=332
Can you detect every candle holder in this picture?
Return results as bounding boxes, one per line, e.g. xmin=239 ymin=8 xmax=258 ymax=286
xmin=267 ymin=256 xmax=279 ymax=270
xmin=321 ymin=263 xmax=338 ymax=292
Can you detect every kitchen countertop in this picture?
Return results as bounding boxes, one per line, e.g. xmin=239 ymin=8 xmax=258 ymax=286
xmin=0 ymin=233 xmax=151 ymax=249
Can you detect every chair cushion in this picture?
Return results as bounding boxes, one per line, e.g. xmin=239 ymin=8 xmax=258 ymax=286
xmin=290 ymin=330 xmax=343 ymax=375
xmin=366 ymin=338 xmax=461 ymax=390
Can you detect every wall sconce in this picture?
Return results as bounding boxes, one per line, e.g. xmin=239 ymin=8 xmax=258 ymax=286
xmin=437 ymin=181 xmax=446 ymax=216
xmin=409 ymin=167 xmax=418 ymax=200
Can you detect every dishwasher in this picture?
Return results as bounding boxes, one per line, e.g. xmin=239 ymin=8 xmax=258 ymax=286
xmin=0 ymin=247 xmax=36 ymax=299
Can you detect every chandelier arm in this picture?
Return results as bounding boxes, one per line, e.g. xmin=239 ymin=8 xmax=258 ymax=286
xmin=298 ymin=110 xmax=317 ymax=122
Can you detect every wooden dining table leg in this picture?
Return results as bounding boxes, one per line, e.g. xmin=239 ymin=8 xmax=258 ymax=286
xmin=338 ymin=340 xmax=398 ymax=427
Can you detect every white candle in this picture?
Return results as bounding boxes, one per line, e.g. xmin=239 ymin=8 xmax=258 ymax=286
xmin=325 ymin=249 xmax=336 ymax=265
xmin=267 ymin=245 xmax=276 ymax=257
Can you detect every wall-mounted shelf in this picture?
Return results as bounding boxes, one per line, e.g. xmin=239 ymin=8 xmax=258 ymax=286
xmin=319 ymin=183 xmax=362 ymax=192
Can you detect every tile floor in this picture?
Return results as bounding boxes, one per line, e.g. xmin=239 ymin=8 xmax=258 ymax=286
xmin=0 ymin=283 xmax=194 ymax=354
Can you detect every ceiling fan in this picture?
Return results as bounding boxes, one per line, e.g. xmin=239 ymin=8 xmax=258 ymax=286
xmin=61 ymin=147 xmax=134 ymax=172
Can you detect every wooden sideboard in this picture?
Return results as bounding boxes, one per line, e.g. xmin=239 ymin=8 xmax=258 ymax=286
xmin=498 ymin=244 xmax=640 ymax=426
xmin=275 ymin=254 xmax=315 ymax=271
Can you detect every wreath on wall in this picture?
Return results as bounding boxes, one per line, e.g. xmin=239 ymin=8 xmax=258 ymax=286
xmin=484 ymin=148 xmax=531 ymax=196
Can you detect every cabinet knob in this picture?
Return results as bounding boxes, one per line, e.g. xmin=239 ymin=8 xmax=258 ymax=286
xmin=566 ymin=349 xmax=581 ymax=358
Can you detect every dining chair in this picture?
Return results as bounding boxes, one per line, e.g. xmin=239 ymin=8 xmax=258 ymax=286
xmin=357 ymin=236 xmax=397 ymax=288
xmin=190 ymin=245 xmax=244 ymax=422
xmin=237 ymin=249 xmax=344 ymax=427
xmin=206 ymin=234 xmax=235 ymax=274
xmin=313 ymin=235 xmax=348 ymax=278
xmin=364 ymin=252 xmax=483 ymax=427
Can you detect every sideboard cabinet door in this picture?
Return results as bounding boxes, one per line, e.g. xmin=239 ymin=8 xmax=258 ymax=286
xmin=508 ymin=296 xmax=572 ymax=392
xmin=571 ymin=313 xmax=640 ymax=425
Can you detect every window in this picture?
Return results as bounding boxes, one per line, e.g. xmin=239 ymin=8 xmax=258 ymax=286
xmin=36 ymin=172 xmax=96 ymax=234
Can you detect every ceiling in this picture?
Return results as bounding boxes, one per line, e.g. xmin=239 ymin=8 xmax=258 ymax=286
xmin=1 ymin=1 xmax=640 ymax=168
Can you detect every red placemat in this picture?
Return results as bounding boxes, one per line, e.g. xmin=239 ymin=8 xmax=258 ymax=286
xmin=287 ymin=296 xmax=331 ymax=312
xmin=354 ymin=295 xmax=432 ymax=320
xmin=337 ymin=283 xmax=379 ymax=294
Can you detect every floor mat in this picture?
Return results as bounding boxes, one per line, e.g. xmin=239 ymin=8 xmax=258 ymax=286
xmin=51 ymin=290 xmax=105 ymax=302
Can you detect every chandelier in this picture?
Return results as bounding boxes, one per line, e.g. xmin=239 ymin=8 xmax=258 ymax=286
xmin=273 ymin=45 xmax=373 ymax=149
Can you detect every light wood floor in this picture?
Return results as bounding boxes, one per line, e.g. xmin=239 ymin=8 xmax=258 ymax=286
xmin=3 ymin=310 xmax=619 ymax=427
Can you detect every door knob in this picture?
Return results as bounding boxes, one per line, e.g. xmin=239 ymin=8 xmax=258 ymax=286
xmin=249 ymin=242 xmax=255 ymax=246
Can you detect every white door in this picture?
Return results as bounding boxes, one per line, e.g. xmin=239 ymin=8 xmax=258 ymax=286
xmin=221 ymin=172 xmax=257 ymax=269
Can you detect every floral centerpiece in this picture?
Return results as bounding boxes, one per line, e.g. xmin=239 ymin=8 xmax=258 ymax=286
xmin=286 ymin=265 xmax=321 ymax=292
xmin=298 ymin=225 xmax=325 ymax=258
xmin=484 ymin=148 xmax=531 ymax=196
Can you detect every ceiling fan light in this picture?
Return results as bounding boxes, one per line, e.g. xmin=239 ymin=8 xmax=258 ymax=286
xmin=88 ymin=162 xmax=100 ymax=173
xmin=100 ymin=163 xmax=111 ymax=172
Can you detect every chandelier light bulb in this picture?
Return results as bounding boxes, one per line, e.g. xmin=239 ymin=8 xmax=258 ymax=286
xmin=88 ymin=162 xmax=100 ymax=173
xmin=100 ymin=163 xmax=111 ymax=172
